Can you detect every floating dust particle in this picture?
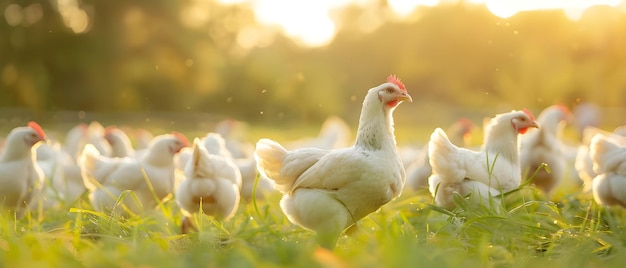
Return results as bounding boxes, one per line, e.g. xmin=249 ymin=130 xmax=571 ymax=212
xmin=78 ymin=111 xmax=86 ymax=119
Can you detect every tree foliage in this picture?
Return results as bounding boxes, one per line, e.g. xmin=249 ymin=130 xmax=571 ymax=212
xmin=1 ymin=1 xmax=625 ymax=125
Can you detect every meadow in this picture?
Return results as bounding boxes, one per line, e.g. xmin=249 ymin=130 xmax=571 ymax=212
xmin=2 ymin=121 xmax=626 ymax=268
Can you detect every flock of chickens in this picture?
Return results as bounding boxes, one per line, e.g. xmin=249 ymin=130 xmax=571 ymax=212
xmin=0 ymin=75 xmax=624 ymax=249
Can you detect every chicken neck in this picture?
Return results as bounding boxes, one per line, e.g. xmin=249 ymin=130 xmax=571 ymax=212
xmin=354 ymin=95 xmax=397 ymax=151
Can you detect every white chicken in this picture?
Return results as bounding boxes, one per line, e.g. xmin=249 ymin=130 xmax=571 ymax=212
xmin=86 ymin=121 xmax=113 ymax=157
xmin=589 ymin=133 xmax=626 ymax=207
xmin=175 ymin=132 xmax=273 ymax=201
xmin=575 ymin=126 xmax=626 ymax=192
xmin=0 ymin=122 xmax=48 ymax=218
xmin=428 ymin=110 xmax=539 ymax=209
xmin=62 ymin=123 xmax=88 ymax=161
xmin=80 ymin=132 xmax=189 ymax=215
xmin=405 ymin=118 xmax=474 ymax=191
xmin=254 ymin=75 xmax=412 ymax=248
xmin=215 ymin=119 xmax=254 ymax=159
xmin=104 ymin=126 xmax=140 ymax=158
xmin=519 ymin=104 xmax=571 ymax=195
xmin=175 ymin=138 xmax=242 ymax=233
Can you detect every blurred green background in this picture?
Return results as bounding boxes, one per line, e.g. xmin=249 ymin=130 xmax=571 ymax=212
xmin=1 ymin=0 xmax=625 ymax=138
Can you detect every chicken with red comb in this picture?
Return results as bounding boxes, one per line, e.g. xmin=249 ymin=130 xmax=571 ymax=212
xmin=0 ymin=122 xmax=48 ymax=218
xmin=255 ymin=75 xmax=411 ymax=248
xmin=428 ymin=110 xmax=538 ymax=209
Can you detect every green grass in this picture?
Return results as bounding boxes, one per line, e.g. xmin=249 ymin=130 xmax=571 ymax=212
xmin=2 ymin=121 xmax=626 ymax=267
xmin=2 ymin=178 xmax=626 ymax=267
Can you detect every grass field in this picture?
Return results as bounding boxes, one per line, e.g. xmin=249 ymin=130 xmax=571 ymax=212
xmin=2 ymin=122 xmax=626 ymax=268
xmin=2 ymin=172 xmax=626 ymax=267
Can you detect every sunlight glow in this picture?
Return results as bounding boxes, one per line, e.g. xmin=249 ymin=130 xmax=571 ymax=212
xmin=388 ymin=0 xmax=440 ymax=17
xmin=251 ymin=0 xmax=347 ymax=47
xmin=484 ymin=0 xmax=623 ymax=18
xmin=214 ymin=0 xmax=626 ymax=47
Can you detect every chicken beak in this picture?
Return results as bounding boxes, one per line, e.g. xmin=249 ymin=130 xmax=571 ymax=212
xmin=398 ymin=92 xmax=412 ymax=103
xmin=531 ymin=121 xmax=540 ymax=129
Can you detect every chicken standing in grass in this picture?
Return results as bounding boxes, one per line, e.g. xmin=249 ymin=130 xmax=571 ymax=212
xmin=589 ymin=133 xmax=626 ymax=207
xmin=575 ymin=126 xmax=626 ymax=192
xmin=405 ymin=118 xmax=474 ymax=191
xmin=80 ymin=132 xmax=188 ymax=215
xmin=175 ymin=138 xmax=242 ymax=233
xmin=519 ymin=105 xmax=571 ymax=195
xmin=428 ymin=110 xmax=538 ymax=209
xmin=254 ymin=75 xmax=412 ymax=248
xmin=0 ymin=122 xmax=48 ymax=218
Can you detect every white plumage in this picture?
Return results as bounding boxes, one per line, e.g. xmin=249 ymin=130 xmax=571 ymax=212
xmin=175 ymin=138 xmax=242 ymax=232
xmin=428 ymin=110 xmax=539 ymax=209
xmin=574 ymin=126 xmax=626 ymax=192
xmin=589 ymin=133 xmax=626 ymax=207
xmin=104 ymin=126 xmax=136 ymax=158
xmin=519 ymin=105 xmax=571 ymax=194
xmin=80 ymin=132 xmax=188 ymax=215
xmin=405 ymin=118 xmax=474 ymax=191
xmin=254 ymin=75 xmax=411 ymax=248
xmin=0 ymin=122 xmax=47 ymax=218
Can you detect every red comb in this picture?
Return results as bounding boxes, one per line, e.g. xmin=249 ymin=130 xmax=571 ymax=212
xmin=554 ymin=103 xmax=571 ymax=115
xmin=457 ymin=118 xmax=474 ymax=130
xmin=104 ymin=125 xmax=118 ymax=135
xmin=522 ymin=109 xmax=536 ymax=121
xmin=172 ymin=131 xmax=189 ymax=147
xmin=28 ymin=121 xmax=47 ymax=139
xmin=387 ymin=75 xmax=406 ymax=91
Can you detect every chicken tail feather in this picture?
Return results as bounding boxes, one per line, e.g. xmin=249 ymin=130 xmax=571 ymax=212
xmin=254 ymin=139 xmax=288 ymax=187
xmin=79 ymin=144 xmax=109 ymax=190
xmin=428 ymin=128 xmax=465 ymax=183
xmin=590 ymin=134 xmax=621 ymax=174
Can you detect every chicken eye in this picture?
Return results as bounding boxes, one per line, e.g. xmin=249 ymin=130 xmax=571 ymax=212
xmin=386 ymin=87 xmax=394 ymax=93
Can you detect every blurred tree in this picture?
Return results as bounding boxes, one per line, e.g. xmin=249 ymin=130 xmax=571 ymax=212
xmin=1 ymin=1 xmax=625 ymax=126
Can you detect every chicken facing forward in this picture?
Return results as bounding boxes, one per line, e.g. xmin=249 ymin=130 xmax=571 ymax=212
xmin=589 ymin=134 xmax=626 ymax=208
xmin=428 ymin=110 xmax=538 ymax=209
xmin=254 ymin=75 xmax=412 ymax=248
xmin=175 ymin=138 xmax=242 ymax=233
xmin=0 ymin=122 xmax=48 ymax=218
xmin=80 ymin=132 xmax=189 ymax=215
